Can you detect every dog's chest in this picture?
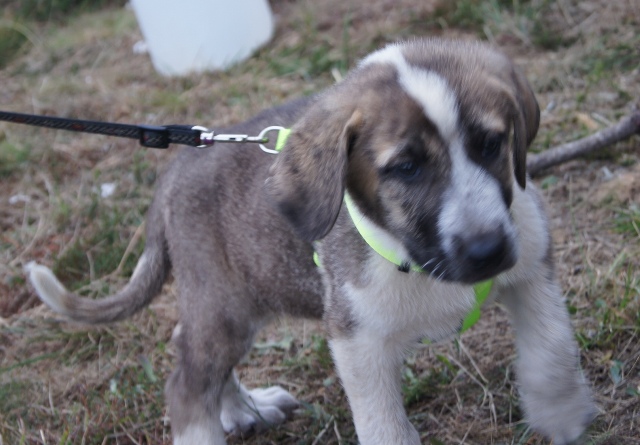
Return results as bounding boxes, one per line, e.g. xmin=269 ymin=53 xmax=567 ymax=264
xmin=342 ymin=254 xmax=476 ymax=342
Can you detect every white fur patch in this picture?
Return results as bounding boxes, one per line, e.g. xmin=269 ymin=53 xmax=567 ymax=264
xmin=24 ymin=262 xmax=70 ymax=315
xmin=130 ymin=252 xmax=147 ymax=280
xmin=173 ymin=421 xmax=226 ymax=445
xmin=498 ymin=183 xmax=548 ymax=286
xmin=360 ymin=43 xmax=458 ymax=142
xmin=331 ymin=334 xmax=420 ymax=445
xmin=220 ymin=372 xmax=298 ymax=435
xmin=345 ymin=254 xmax=475 ymax=342
xmin=332 ymin=261 xmax=473 ymax=445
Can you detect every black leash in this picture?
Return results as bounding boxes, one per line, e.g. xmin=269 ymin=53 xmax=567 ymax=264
xmin=0 ymin=110 xmax=207 ymax=148
xmin=0 ymin=110 xmax=285 ymax=152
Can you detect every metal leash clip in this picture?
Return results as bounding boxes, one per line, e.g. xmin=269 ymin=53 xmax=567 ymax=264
xmin=193 ymin=125 xmax=285 ymax=154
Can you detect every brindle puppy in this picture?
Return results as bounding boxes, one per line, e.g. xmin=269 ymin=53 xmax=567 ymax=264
xmin=28 ymin=38 xmax=595 ymax=445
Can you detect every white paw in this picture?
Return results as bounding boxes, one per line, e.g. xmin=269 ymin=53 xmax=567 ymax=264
xmin=220 ymin=374 xmax=299 ymax=435
xmin=524 ymin=381 xmax=597 ymax=445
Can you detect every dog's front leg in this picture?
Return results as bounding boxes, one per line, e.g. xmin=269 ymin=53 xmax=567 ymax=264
xmin=331 ymin=332 xmax=420 ymax=445
xmin=500 ymin=277 xmax=597 ymax=444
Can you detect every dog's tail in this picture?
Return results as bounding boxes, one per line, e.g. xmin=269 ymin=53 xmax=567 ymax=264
xmin=25 ymin=226 xmax=170 ymax=324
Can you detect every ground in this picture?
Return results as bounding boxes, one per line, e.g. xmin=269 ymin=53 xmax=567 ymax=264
xmin=0 ymin=0 xmax=639 ymax=444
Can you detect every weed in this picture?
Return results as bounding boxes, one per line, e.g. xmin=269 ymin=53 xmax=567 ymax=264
xmin=15 ymin=0 xmax=126 ymax=23
xmin=0 ymin=380 xmax=36 ymax=414
xmin=0 ymin=139 xmax=30 ymax=177
xmin=402 ymin=354 xmax=456 ymax=407
xmin=429 ymin=0 xmax=572 ymax=50
xmin=0 ymin=0 xmax=127 ymax=68
xmin=432 ymin=0 xmax=487 ymax=30
xmin=0 ymin=25 xmax=28 ymax=68
xmin=312 ymin=335 xmax=334 ymax=370
xmin=52 ymin=195 xmax=145 ymax=291
xmin=576 ymin=252 xmax=640 ymax=351
xmin=614 ymin=205 xmax=640 ymax=238
xmin=578 ymin=37 xmax=640 ymax=81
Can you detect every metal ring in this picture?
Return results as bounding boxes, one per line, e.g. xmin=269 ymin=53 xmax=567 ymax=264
xmin=191 ymin=125 xmax=213 ymax=148
xmin=257 ymin=126 xmax=285 ymax=154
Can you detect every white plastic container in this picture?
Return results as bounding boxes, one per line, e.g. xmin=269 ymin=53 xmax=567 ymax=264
xmin=130 ymin=0 xmax=274 ymax=76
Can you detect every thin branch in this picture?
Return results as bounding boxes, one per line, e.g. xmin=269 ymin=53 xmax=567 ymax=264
xmin=527 ymin=111 xmax=640 ymax=176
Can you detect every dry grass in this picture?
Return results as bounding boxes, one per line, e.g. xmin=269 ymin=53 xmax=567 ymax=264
xmin=1 ymin=0 xmax=639 ymax=444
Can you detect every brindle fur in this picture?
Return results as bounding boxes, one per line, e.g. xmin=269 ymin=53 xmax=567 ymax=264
xmin=27 ymin=39 xmax=595 ymax=445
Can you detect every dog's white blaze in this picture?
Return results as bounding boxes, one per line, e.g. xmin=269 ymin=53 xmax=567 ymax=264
xmin=360 ymin=43 xmax=458 ymax=142
xmin=437 ymin=137 xmax=515 ymax=255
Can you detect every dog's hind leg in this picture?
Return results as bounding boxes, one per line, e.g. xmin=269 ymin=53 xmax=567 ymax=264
xmin=166 ymin=294 xmax=298 ymax=444
xmin=165 ymin=319 xmax=234 ymax=445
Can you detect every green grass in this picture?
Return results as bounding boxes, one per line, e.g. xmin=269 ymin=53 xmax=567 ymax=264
xmin=572 ymin=203 xmax=640 ymax=354
xmin=576 ymin=252 xmax=640 ymax=350
xmin=0 ymin=26 xmax=28 ymax=68
xmin=428 ymin=0 xmax=572 ymax=50
xmin=11 ymin=0 xmax=126 ymax=23
xmin=402 ymin=354 xmax=457 ymax=407
xmin=614 ymin=205 xmax=640 ymax=238
xmin=576 ymin=34 xmax=640 ymax=80
xmin=0 ymin=139 xmax=30 ymax=177
xmin=0 ymin=318 xmax=170 ymax=445
xmin=0 ymin=0 xmax=131 ymax=70
xmin=51 ymin=195 xmax=146 ymax=292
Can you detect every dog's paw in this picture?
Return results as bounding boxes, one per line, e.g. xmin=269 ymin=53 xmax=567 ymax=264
xmin=220 ymin=383 xmax=299 ymax=435
xmin=525 ymin=383 xmax=598 ymax=445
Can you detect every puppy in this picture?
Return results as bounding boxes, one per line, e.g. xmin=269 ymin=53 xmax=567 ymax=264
xmin=27 ymin=38 xmax=595 ymax=445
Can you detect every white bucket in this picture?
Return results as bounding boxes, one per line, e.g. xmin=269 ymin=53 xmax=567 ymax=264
xmin=130 ymin=0 xmax=274 ymax=76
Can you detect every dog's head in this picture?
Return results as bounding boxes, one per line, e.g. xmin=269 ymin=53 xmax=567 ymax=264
xmin=266 ymin=39 xmax=540 ymax=284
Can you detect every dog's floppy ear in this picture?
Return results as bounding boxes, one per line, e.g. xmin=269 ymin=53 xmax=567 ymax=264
xmin=266 ymin=103 xmax=363 ymax=241
xmin=510 ymin=66 xmax=540 ymax=189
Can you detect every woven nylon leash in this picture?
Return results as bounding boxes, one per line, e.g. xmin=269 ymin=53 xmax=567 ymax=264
xmin=0 ymin=110 xmax=287 ymax=152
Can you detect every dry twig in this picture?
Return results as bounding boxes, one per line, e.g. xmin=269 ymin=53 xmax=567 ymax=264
xmin=527 ymin=111 xmax=640 ymax=176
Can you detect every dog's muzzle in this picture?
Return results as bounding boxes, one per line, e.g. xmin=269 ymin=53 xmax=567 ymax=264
xmin=451 ymin=226 xmax=516 ymax=283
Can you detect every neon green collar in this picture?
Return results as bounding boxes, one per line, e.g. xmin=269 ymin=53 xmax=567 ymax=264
xmin=276 ymin=128 xmax=491 ymax=332
xmin=344 ymin=193 xmax=492 ymax=331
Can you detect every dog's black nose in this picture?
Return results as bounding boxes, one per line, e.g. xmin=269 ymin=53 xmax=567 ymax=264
xmin=465 ymin=232 xmax=508 ymax=266
xmin=453 ymin=229 xmax=514 ymax=281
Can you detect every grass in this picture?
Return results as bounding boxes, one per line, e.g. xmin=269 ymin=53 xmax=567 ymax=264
xmin=0 ymin=0 xmax=639 ymax=443
xmin=0 ymin=139 xmax=30 ymax=177
xmin=0 ymin=0 xmax=126 ymax=69
xmin=0 ymin=24 xmax=28 ymax=69
xmin=429 ymin=0 xmax=574 ymax=50
xmin=615 ymin=205 xmax=640 ymax=238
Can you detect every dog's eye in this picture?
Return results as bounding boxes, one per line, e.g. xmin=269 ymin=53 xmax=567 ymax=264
xmin=391 ymin=161 xmax=421 ymax=180
xmin=481 ymin=133 xmax=504 ymax=160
